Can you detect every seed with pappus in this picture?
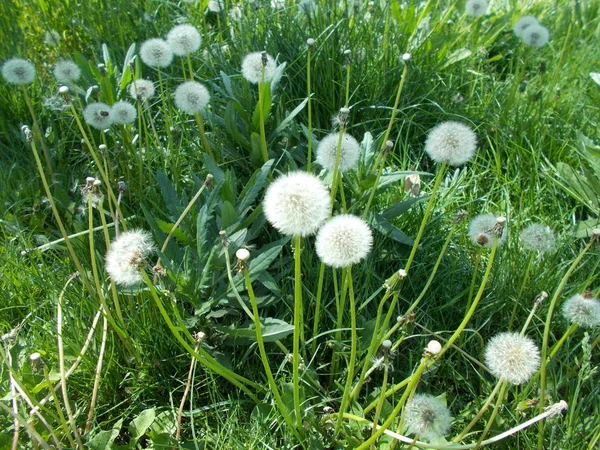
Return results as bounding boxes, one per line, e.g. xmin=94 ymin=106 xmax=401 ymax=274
xmin=263 ymin=171 xmax=331 ymax=237
xmin=468 ymin=214 xmax=507 ymax=248
xmin=174 ymin=81 xmax=210 ymax=114
xmin=167 ymin=24 xmax=201 ymax=56
xmin=513 ymin=16 xmax=539 ymax=39
xmin=404 ymin=394 xmax=452 ymax=442
xmin=129 ymin=79 xmax=155 ymax=101
xmin=83 ymin=102 xmax=112 ymax=130
xmin=2 ymin=58 xmax=35 ymax=84
xmin=521 ymin=24 xmax=550 ymax=47
xmin=562 ymin=294 xmax=600 ymax=328
xmin=105 ymin=230 xmax=156 ymax=286
xmin=316 ymin=132 xmax=360 ymax=172
xmin=484 ymin=332 xmax=540 ymax=384
xmin=465 ymin=0 xmax=488 ymax=17
xmin=53 ymin=60 xmax=81 ymax=83
xmin=315 ymin=215 xmax=373 ymax=268
xmin=424 ymin=121 xmax=477 ymax=166
xmin=140 ymin=38 xmax=173 ymax=68
xmin=110 ymin=101 xmax=137 ymax=124
xmin=241 ymin=52 xmax=277 ymax=84
xmin=520 ymin=223 xmax=556 ymax=253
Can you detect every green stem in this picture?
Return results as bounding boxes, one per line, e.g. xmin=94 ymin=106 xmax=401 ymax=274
xmin=475 ymin=381 xmax=509 ymax=448
xmin=258 ymin=64 xmax=269 ymax=163
xmin=306 ymin=44 xmax=313 ymax=172
xmin=311 ymin=262 xmax=326 ymax=354
xmin=292 ymin=235 xmax=303 ymax=426
xmin=508 ymin=252 xmax=536 ymax=330
xmin=22 ymin=86 xmax=54 ymax=183
xmin=453 ymin=380 xmax=503 ymax=443
xmin=194 ymin=112 xmax=215 ymax=160
xmin=370 ymin=359 xmax=389 ymax=449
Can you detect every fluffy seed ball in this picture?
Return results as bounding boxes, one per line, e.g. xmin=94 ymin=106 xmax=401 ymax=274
xmin=140 ymin=38 xmax=173 ymax=68
xmin=468 ymin=214 xmax=507 ymax=248
xmin=263 ymin=171 xmax=331 ymax=237
xmin=522 ymin=24 xmax=550 ymax=48
xmin=83 ymin=102 xmax=112 ymax=130
xmin=404 ymin=394 xmax=452 ymax=442
xmin=465 ymin=0 xmax=488 ymax=17
xmin=315 ymin=215 xmax=373 ymax=268
xmin=424 ymin=121 xmax=477 ymax=166
xmin=207 ymin=0 xmax=223 ymax=12
xmin=484 ymin=332 xmax=540 ymax=385
xmin=316 ymin=132 xmax=361 ymax=172
xmin=2 ymin=58 xmax=35 ymax=85
xmin=167 ymin=24 xmax=202 ymax=56
xmin=241 ymin=52 xmax=277 ymax=84
xmin=53 ymin=60 xmax=81 ymax=83
xmin=110 ymin=101 xmax=137 ymax=124
xmin=129 ymin=79 xmax=155 ymax=101
xmin=562 ymin=294 xmax=600 ymax=328
xmin=513 ymin=16 xmax=539 ymax=39
xmin=174 ymin=81 xmax=210 ymax=114
xmin=105 ymin=230 xmax=156 ymax=286
xmin=520 ymin=223 xmax=556 ymax=253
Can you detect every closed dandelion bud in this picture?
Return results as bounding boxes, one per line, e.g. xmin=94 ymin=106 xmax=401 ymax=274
xmin=53 ymin=60 xmax=81 ymax=83
xmin=315 ymin=214 xmax=373 ymax=268
xmin=513 ymin=16 xmax=539 ymax=38
xmin=140 ymin=38 xmax=174 ymax=68
xmin=174 ymin=81 xmax=210 ymax=114
xmin=316 ymin=132 xmax=360 ymax=172
xmin=465 ymin=0 xmax=488 ymax=17
xmin=30 ymin=352 xmax=43 ymax=370
xmin=424 ymin=121 xmax=477 ymax=166
xmin=484 ymin=332 xmax=540 ymax=384
xmin=263 ymin=171 xmax=331 ymax=237
xmin=401 ymin=53 xmax=412 ymax=62
xmin=167 ymin=24 xmax=202 ymax=56
xmin=83 ymin=102 xmax=112 ymax=130
xmin=521 ymin=23 xmax=550 ymax=48
xmin=110 ymin=101 xmax=137 ymax=124
xmin=404 ymin=394 xmax=452 ymax=442
xmin=307 ymin=38 xmax=315 ymax=47
xmin=561 ymin=294 xmax=600 ymax=328
xmin=2 ymin=58 xmax=35 ymax=84
xmin=129 ymin=79 xmax=156 ymax=101
xmin=520 ymin=223 xmax=557 ymax=253
xmin=381 ymin=339 xmax=392 ymax=350
xmin=236 ymin=248 xmax=251 ymax=271
xmin=426 ymin=340 xmax=442 ymax=355
xmin=241 ymin=51 xmax=277 ymax=84
xmin=105 ymin=230 xmax=156 ymax=286
xmin=468 ymin=214 xmax=508 ymax=248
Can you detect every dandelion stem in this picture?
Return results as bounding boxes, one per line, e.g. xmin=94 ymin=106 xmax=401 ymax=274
xmin=22 ymin=85 xmax=54 ymax=183
xmin=84 ymin=312 xmax=107 ymax=434
xmin=194 ymin=112 xmax=215 ymax=160
xmin=174 ymin=343 xmax=199 ymax=449
xmin=0 ymin=403 xmax=51 ymax=450
xmin=453 ymin=380 xmax=503 ymax=443
xmin=509 ymin=252 xmax=535 ymax=330
xmin=306 ymin=43 xmax=314 ymax=172
xmin=311 ymin=261 xmax=326 ymax=353
xmin=370 ymin=356 xmax=389 ymax=449
xmin=258 ymin=64 xmax=269 ymax=163
xmin=292 ymin=235 xmax=304 ymax=427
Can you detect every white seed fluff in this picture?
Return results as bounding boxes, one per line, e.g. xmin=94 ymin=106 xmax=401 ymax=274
xmin=513 ymin=16 xmax=539 ymax=39
xmin=207 ymin=0 xmax=223 ymax=12
xmin=562 ymin=294 xmax=600 ymax=328
xmin=404 ymin=394 xmax=452 ymax=442
xmin=468 ymin=214 xmax=507 ymax=248
xmin=1 ymin=58 xmax=36 ymax=85
xmin=520 ymin=223 xmax=556 ymax=253
xmin=105 ymin=230 xmax=156 ymax=286
xmin=83 ymin=102 xmax=112 ymax=130
xmin=139 ymin=38 xmax=174 ymax=68
xmin=465 ymin=0 xmax=488 ymax=17
xmin=263 ymin=171 xmax=331 ymax=237
xmin=316 ymin=132 xmax=361 ymax=172
xmin=521 ymin=24 xmax=550 ymax=48
xmin=129 ymin=79 xmax=156 ymax=101
xmin=315 ymin=215 xmax=373 ymax=268
xmin=424 ymin=121 xmax=477 ymax=166
xmin=484 ymin=332 xmax=540 ymax=385
xmin=53 ymin=60 xmax=81 ymax=83
xmin=110 ymin=101 xmax=137 ymax=124
xmin=241 ymin=52 xmax=277 ymax=84
xmin=174 ymin=81 xmax=210 ymax=114
xmin=167 ymin=24 xmax=202 ymax=56
xmin=44 ymin=30 xmax=61 ymax=46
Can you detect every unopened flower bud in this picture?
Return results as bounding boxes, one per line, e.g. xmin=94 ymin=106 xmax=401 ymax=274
xmin=401 ymin=53 xmax=412 ymax=62
xmin=381 ymin=339 xmax=392 ymax=350
xmin=307 ymin=38 xmax=315 ymax=47
xmin=426 ymin=340 xmax=442 ymax=355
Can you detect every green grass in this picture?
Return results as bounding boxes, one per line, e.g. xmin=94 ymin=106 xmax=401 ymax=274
xmin=1 ymin=0 xmax=600 ymax=448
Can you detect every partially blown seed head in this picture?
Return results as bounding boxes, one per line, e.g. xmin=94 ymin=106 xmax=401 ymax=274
xmin=316 ymin=132 xmax=361 ymax=172
xmin=484 ymin=332 xmax=540 ymax=384
xmin=2 ymin=58 xmax=35 ymax=85
xmin=174 ymin=81 xmax=210 ymax=114
xmin=105 ymin=230 xmax=156 ymax=286
xmin=53 ymin=60 xmax=81 ymax=83
xmin=520 ymin=223 xmax=556 ymax=254
xmin=315 ymin=215 xmax=373 ymax=268
xmin=465 ymin=0 xmax=488 ymax=17
xmin=83 ymin=102 xmax=112 ymax=130
xmin=167 ymin=24 xmax=202 ymax=56
xmin=129 ymin=79 xmax=156 ymax=101
xmin=424 ymin=121 xmax=477 ymax=166
xmin=140 ymin=38 xmax=173 ymax=68
xmin=241 ymin=51 xmax=277 ymax=84
xmin=110 ymin=101 xmax=137 ymax=124
xmin=468 ymin=214 xmax=507 ymax=248
xmin=404 ymin=394 xmax=452 ymax=441
xmin=562 ymin=294 xmax=600 ymax=328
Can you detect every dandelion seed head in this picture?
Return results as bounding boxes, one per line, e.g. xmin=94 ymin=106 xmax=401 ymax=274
xmin=174 ymin=81 xmax=210 ymax=114
xmin=229 ymin=6 xmax=242 ymax=21
xmin=110 ymin=101 xmax=137 ymax=124
xmin=316 ymin=132 xmax=361 ymax=172
xmin=484 ymin=332 xmax=540 ymax=384
xmin=263 ymin=171 xmax=331 ymax=237
xmin=424 ymin=121 xmax=477 ymax=166
xmin=520 ymin=223 xmax=556 ymax=253
xmin=167 ymin=24 xmax=202 ymax=56
xmin=521 ymin=24 xmax=550 ymax=48
xmin=404 ymin=394 xmax=452 ymax=441
xmin=465 ymin=0 xmax=488 ymax=17
xmin=513 ymin=16 xmax=539 ymax=39
xmin=53 ymin=60 xmax=81 ymax=84
xmin=44 ymin=30 xmax=61 ymax=46
xmin=562 ymin=294 xmax=600 ymax=328
xmin=315 ymin=215 xmax=373 ymax=268
xmin=139 ymin=38 xmax=173 ymax=68
xmin=241 ymin=51 xmax=277 ymax=84
xmin=2 ymin=58 xmax=35 ymax=85
xmin=83 ymin=102 xmax=112 ymax=130
xmin=105 ymin=230 xmax=156 ymax=286
xmin=129 ymin=79 xmax=155 ymax=101
xmin=468 ymin=214 xmax=508 ymax=248
xmin=207 ymin=0 xmax=223 ymax=12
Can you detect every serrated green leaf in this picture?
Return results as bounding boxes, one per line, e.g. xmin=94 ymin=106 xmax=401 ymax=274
xmin=156 ymin=171 xmax=182 ymax=220
xmin=237 ymin=160 xmax=273 ymax=215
